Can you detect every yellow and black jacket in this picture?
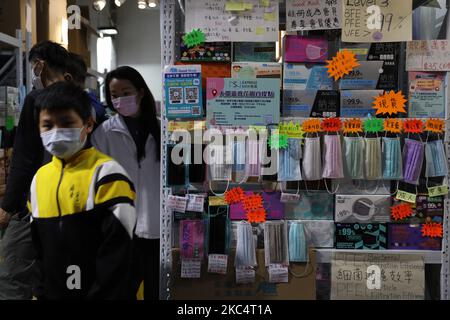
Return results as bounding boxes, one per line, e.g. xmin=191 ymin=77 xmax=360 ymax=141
xmin=28 ymin=147 xmax=137 ymax=300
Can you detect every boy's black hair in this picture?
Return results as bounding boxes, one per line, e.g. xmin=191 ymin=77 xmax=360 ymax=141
xmin=29 ymin=41 xmax=69 ymax=74
xmin=35 ymin=82 xmax=92 ymax=123
xmin=66 ymin=52 xmax=87 ymax=86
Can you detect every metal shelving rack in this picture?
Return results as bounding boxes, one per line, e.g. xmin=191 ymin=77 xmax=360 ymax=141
xmin=159 ymin=0 xmax=450 ymax=300
xmin=0 ymin=30 xmax=24 ymax=91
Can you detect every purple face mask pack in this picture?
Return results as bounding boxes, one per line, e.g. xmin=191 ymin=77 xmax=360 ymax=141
xmin=284 ymin=35 xmax=328 ymax=63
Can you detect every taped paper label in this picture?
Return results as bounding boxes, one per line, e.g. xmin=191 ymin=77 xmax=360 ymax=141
xmin=208 ymin=254 xmax=228 ymax=274
xmin=167 ymin=195 xmax=188 ymax=213
xmin=268 ymin=264 xmax=288 ymax=283
xmin=236 ymin=266 xmax=256 ymax=284
xmin=181 ymin=259 xmax=202 ymax=278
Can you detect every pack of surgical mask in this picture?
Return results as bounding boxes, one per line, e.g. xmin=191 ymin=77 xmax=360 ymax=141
xmin=284 ymin=191 xmax=334 ymax=220
xmin=322 ymin=134 xmax=344 ymax=179
xmin=207 ymin=205 xmax=230 ymax=255
xmin=245 ymin=135 xmax=261 ymax=178
xmin=343 ymin=136 xmax=365 ymax=180
xmin=402 ymin=138 xmax=425 ymax=185
xmin=302 ymin=136 xmax=322 ymax=181
xmin=302 ymin=220 xmax=335 ymax=248
xmin=232 ymin=138 xmax=247 ymax=183
xmin=264 ymin=221 xmax=289 ymax=266
xmin=364 ymin=137 xmax=382 ymax=180
xmin=425 ymin=138 xmax=448 ymax=178
xmin=287 ymin=221 xmax=308 ymax=263
xmin=235 ymin=221 xmax=257 ymax=267
xmin=335 ymin=194 xmax=392 ymax=223
xmin=179 ymin=219 xmax=205 ymax=260
xmin=278 ymin=138 xmax=302 ymax=182
xmin=208 ymin=144 xmax=232 ymax=181
xmin=382 ymin=137 xmax=403 ymax=180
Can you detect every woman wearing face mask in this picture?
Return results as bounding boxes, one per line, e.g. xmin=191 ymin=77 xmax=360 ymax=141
xmin=91 ymin=66 xmax=161 ymax=300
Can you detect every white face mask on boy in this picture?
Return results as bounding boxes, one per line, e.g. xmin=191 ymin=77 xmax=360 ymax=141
xmin=40 ymin=127 xmax=86 ymax=159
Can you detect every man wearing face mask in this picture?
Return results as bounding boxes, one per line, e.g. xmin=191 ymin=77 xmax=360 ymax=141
xmin=0 ymin=41 xmax=70 ymax=299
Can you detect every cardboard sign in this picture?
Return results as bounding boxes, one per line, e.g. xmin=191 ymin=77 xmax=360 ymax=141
xmin=331 ymin=252 xmax=425 ymax=300
xmin=286 ymin=0 xmax=341 ymax=31
xmin=206 ymin=78 xmax=280 ymax=127
xmin=406 ymin=40 xmax=450 ymax=71
xmin=185 ymin=0 xmax=279 ymax=42
xmin=342 ymin=0 xmax=413 ymax=43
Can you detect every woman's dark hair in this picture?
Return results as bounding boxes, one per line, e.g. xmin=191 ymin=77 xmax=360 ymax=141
xmin=105 ymin=66 xmax=161 ymax=161
xmin=35 ymin=82 xmax=92 ymax=122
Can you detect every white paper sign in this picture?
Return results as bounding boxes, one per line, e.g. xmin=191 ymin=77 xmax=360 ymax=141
xmin=186 ymin=194 xmax=205 ymax=212
xmin=331 ymin=252 xmax=425 ymax=300
xmin=286 ymin=0 xmax=341 ymax=31
xmin=268 ymin=264 xmax=289 ymax=283
xmin=185 ymin=0 xmax=279 ymax=42
xmin=280 ymin=193 xmax=300 ymax=203
xmin=236 ymin=266 xmax=256 ymax=284
xmin=181 ymin=259 xmax=202 ymax=278
xmin=406 ymin=40 xmax=450 ymax=71
xmin=207 ymin=254 xmax=228 ymax=274
xmin=167 ymin=195 xmax=188 ymax=213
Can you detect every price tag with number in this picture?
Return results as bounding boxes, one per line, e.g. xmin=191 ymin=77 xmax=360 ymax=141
xmin=268 ymin=264 xmax=288 ymax=283
xmin=207 ymin=254 xmax=228 ymax=275
xmin=236 ymin=266 xmax=256 ymax=284
xmin=181 ymin=259 xmax=201 ymax=278
xmin=167 ymin=195 xmax=188 ymax=213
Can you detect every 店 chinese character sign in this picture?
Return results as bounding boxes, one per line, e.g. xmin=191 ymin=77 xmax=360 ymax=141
xmin=286 ymin=0 xmax=341 ymax=31
xmin=331 ymin=252 xmax=425 ymax=300
xmin=185 ymin=0 xmax=279 ymax=42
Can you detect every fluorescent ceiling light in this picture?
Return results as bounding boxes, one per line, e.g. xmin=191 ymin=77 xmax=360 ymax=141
xmin=148 ymin=0 xmax=158 ymax=7
xmin=115 ymin=0 xmax=127 ymax=7
xmin=98 ymin=27 xmax=119 ymax=36
xmin=138 ymin=0 xmax=147 ymax=9
xmin=92 ymin=0 xmax=106 ymax=11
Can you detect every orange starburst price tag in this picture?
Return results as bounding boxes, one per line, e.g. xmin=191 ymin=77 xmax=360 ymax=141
xmin=326 ymin=50 xmax=360 ymax=81
xmin=421 ymin=223 xmax=443 ymax=238
xmin=404 ymin=119 xmax=424 ymax=134
xmin=224 ymin=187 xmax=245 ymax=204
xmin=246 ymin=208 xmax=267 ymax=223
xmin=384 ymin=119 xmax=403 ymax=134
xmin=372 ymin=91 xmax=407 ymax=116
xmin=343 ymin=118 xmax=363 ymax=134
xmin=321 ymin=118 xmax=342 ymax=132
xmin=425 ymin=119 xmax=445 ymax=133
xmin=242 ymin=194 xmax=264 ymax=212
xmin=391 ymin=203 xmax=414 ymax=221
xmin=302 ymin=119 xmax=322 ymax=133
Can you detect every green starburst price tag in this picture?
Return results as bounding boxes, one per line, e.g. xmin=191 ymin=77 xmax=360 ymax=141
xmin=183 ymin=29 xmax=206 ymax=48
xmin=269 ymin=133 xmax=288 ymax=150
xmin=364 ymin=118 xmax=384 ymax=133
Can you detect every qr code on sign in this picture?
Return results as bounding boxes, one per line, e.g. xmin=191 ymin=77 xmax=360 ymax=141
xmin=192 ymin=106 xmax=200 ymax=115
xmin=185 ymin=87 xmax=199 ymax=104
xmin=169 ymin=87 xmax=183 ymax=104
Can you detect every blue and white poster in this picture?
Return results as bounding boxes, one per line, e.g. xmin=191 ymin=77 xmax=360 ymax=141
xmin=206 ymin=78 xmax=280 ymax=127
xmin=164 ymin=65 xmax=203 ymax=119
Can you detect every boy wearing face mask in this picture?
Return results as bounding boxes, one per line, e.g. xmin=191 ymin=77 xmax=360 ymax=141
xmin=29 ymin=81 xmax=136 ymax=300
xmin=0 ymin=41 xmax=72 ymax=299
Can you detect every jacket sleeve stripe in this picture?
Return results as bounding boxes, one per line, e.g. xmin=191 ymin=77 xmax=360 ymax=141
xmin=109 ymin=203 xmax=137 ymax=238
xmin=94 ymin=197 xmax=135 ymax=210
xmin=95 ymin=173 xmax=135 ymax=193
xmin=95 ymin=180 xmax=136 ymax=206
xmin=30 ymin=175 xmax=39 ymax=218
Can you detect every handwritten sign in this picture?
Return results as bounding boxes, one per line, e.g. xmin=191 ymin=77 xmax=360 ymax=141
xmin=384 ymin=119 xmax=403 ymax=134
xmin=286 ymin=0 xmax=341 ymax=31
xmin=372 ymin=91 xmax=407 ymax=116
xmin=342 ymin=0 xmax=413 ymax=43
xmin=208 ymin=254 xmax=228 ymax=274
xmin=181 ymin=259 xmax=202 ymax=278
xmin=268 ymin=264 xmax=289 ymax=283
xmin=425 ymin=119 xmax=445 ymax=134
xmin=364 ymin=118 xmax=384 ymax=133
xmin=326 ymin=50 xmax=360 ymax=81
xmin=343 ymin=118 xmax=363 ymax=134
xmin=302 ymin=119 xmax=322 ymax=133
xmin=186 ymin=194 xmax=206 ymax=212
xmin=428 ymin=185 xmax=449 ymax=198
xmin=236 ymin=266 xmax=256 ymax=284
xmin=396 ymin=190 xmax=417 ymax=204
xmin=167 ymin=195 xmax=188 ymax=213
xmin=321 ymin=118 xmax=342 ymax=132
xmin=421 ymin=223 xmax=443 ymax=238
xmin=406 ymin=40 xmax=450 ymax=71
xmin=331 ymin=252 xmax=425 ymax=300
xmin=403 ymin=119 xmax=423 ymax=134
xmin=185 ymin=0 xmax=279 ymax=42
xmin=279 ymin=121 xmax=305 ymax=139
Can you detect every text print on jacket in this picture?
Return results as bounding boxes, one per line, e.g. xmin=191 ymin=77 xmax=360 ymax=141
xmin=28 ymin=147 xmax=137 ymax=299
xmin=92 ymin=114 xmax=160 ymax=239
